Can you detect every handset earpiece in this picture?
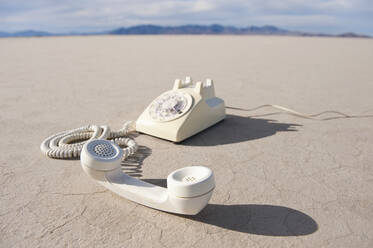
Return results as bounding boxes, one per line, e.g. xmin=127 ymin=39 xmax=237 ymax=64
xmin=80 ymin=139 xmax=215 ymax=215
xmin=167 ymin=166 xmax=214 ymax=198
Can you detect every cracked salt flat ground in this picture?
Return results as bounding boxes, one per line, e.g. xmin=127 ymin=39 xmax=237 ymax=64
xmin=0 ymin=35 xmax=373 ymax=247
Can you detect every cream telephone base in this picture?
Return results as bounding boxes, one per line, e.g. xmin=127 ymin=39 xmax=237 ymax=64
xmin=136 ymin=77 xmax=226 ymax=142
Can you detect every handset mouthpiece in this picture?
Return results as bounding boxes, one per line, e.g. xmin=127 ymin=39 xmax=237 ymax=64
xmin=81 ymin=139 xmax=123 ymax=171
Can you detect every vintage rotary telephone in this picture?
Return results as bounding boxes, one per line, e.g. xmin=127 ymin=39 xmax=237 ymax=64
xmin=41 ymin=77 xmax=225 ymax=215
xmin=136 ymin=76 xmax=225 ymax=142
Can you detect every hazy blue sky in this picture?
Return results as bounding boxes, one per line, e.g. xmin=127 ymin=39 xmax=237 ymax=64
xmin=1 ymin=0 xmax=372 ymax=35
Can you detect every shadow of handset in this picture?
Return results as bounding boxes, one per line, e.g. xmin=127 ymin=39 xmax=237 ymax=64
xmin=181 ymin=114 xmax=301 ymax=146
xmin=189 ymin=204 xmax=318 ymax=236
xmin=141 ymin=179 xmax=318 ymax=236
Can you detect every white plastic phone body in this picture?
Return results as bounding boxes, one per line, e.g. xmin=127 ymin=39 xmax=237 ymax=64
xmin=136 ymin=77 xmax=226 ymax=142
xmin=81 ymin=140 xmax=215 ymax=215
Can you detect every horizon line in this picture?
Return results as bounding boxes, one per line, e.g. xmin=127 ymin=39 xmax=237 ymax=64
xmin=0 ymin=24 xmax=371 ymax=38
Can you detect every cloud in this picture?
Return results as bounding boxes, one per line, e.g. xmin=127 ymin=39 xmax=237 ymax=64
xmin=0 ymin=0 xmax=372 ymax=35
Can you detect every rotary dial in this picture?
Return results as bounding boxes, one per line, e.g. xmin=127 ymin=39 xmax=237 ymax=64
xmin=148 ymin=91 xmax=193 ymax=122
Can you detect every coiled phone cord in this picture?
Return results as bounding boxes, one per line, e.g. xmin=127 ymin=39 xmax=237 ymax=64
xmin=40 ymin=121 xmax=138 ymax=159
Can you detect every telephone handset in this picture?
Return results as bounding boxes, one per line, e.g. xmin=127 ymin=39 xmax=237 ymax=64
xmin=136 ymin=76 xmax=226 ymax=142
xmin=80 ymin=139 xmax=214 ymax=215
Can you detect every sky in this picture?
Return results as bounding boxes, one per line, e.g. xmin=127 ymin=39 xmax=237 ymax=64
xmin=0 ymin=0 xmax=372 ymax=35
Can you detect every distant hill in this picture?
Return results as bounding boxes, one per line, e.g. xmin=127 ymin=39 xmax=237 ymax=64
xmin=0 ymin=30 xmax=53 ymax=37
xmin=109 ymin=24 xmax=291 ymax=35
xmin=0 ymin=31 xmax=11 ymax=37
xmin=0 ymin=25 xmax=370 ymax=38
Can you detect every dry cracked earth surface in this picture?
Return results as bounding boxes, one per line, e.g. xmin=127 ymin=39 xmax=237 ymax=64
xmin=1 ymin=36 xmax=373 ymax=247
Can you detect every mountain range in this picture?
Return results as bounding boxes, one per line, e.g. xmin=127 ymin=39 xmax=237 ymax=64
xmin=0 ymin=24 xmax=370 ymax=38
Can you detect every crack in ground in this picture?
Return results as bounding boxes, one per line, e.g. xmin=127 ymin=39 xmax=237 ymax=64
xmin=48 ymin=189 xmax=108 ymax=196
xmin=40 ymin=206 xmax=87 ymax=238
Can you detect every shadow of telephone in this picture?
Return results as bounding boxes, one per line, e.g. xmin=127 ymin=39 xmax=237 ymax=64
xmin=181 ymin=114 xmax=300 ymax=146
